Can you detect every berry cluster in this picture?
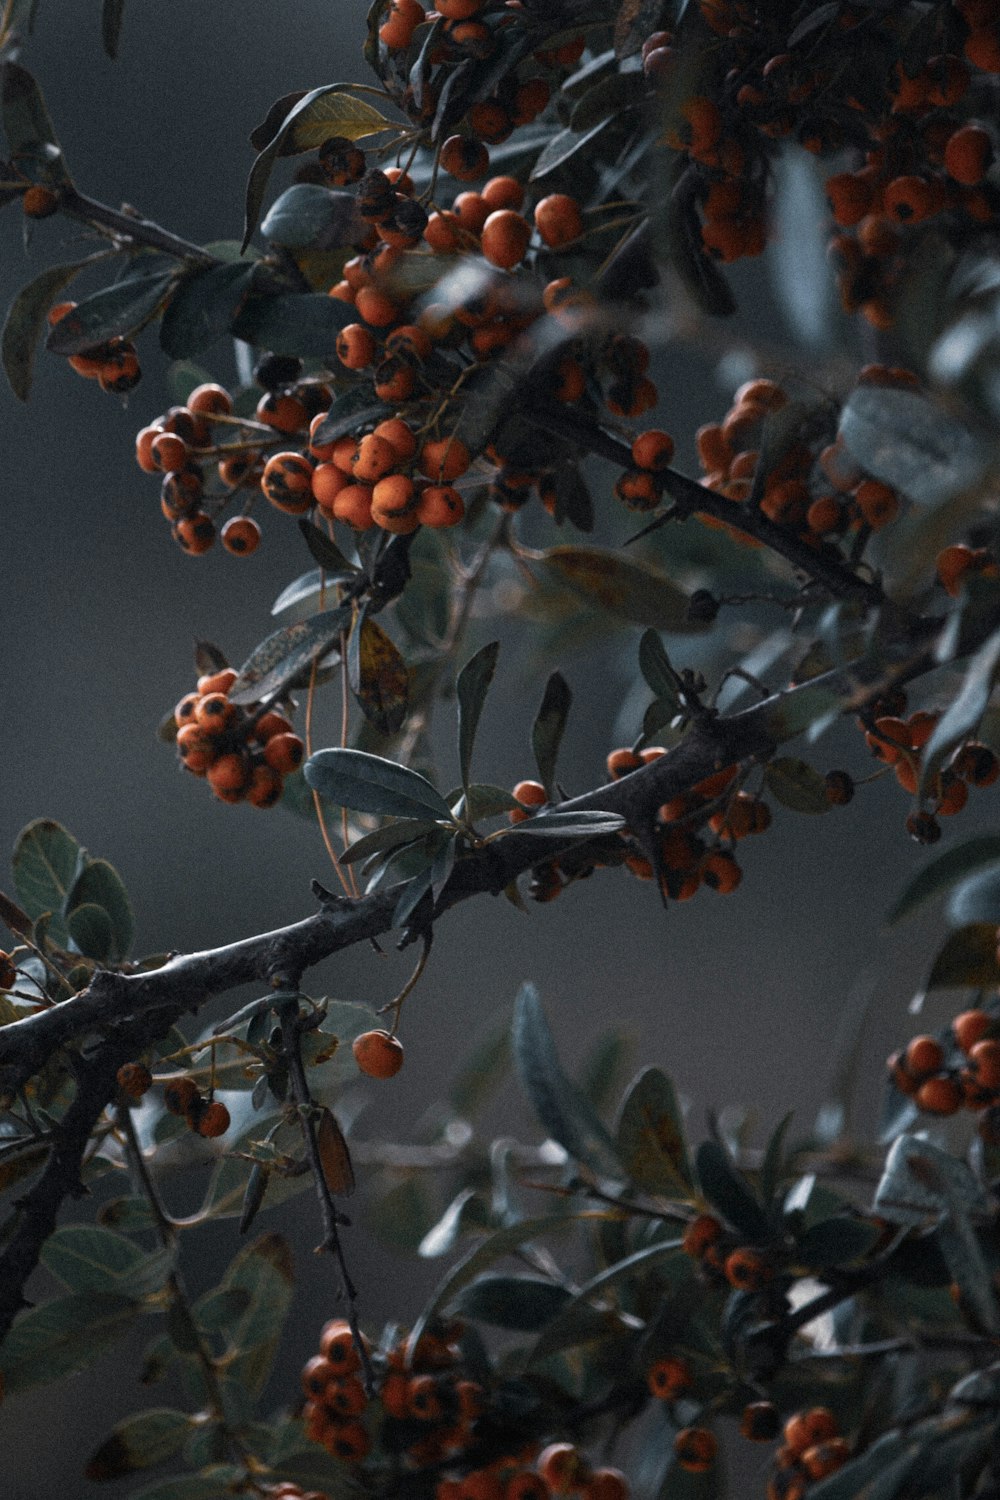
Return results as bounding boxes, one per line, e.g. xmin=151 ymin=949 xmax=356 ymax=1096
xmin=888 ymin=1008 xmax=1000 ymax=1123
xmin=301 ymin=1319 xmax=483 ymax=1470
xmin=643 ymin=2 xmax=1000 ymax=324
xmin=438 ymin=1441 xmax=629 ymax=1500
xmin=859 ymin=689 xmax=998 ymax=843
xmin=172 ymin=666 xmax=304 ymax=808
xmin=162 ymin=1076 xmax=230 ymax=1138
xmin=681 ymin=1212 xmax=778 ymax=1294
xmin=767 ymin=1407 xmax=850 ymax=1500
xmin=374 ymin=1 xmax=573 ymax=150
xmin=48 ymin=300 xmax=141 ymax=395
xmin=694 ymin=374 xmax=908 ymax=549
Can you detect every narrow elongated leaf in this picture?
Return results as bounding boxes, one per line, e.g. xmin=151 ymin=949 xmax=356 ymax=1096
xmin=759 ymin=1112 xmax=793 ymax=1209
xmin=509 ymin=809 xmax=625 ymax=838
xmin=316 ymin=1107 xmax=355 ymax=1196
xmin=2 ymin=63 xmax=69 ymax=180
xmin=615 ymin=1066 xmax=692 ymax=1196
xmin=11 ymin=817 xmax=83 ymax=946
xmin=875 ymin=1134 xmax=989 ymax=1227
xmin=920 ymin=628 xmax=1000 ymax=795
xmin=513 ymin=983 xmax=620 ymax=1175
xmin=305 ymin=748 xmax=454 ymax=821
xmin=696 ymin=1140 xmax=772 ymax=1242
xmin=839 ymin=387 xmax=989 ymax=507
xmin=271 ymin=567 xmax=326 ymax=618
xmin=542 ymin=547 xmax=705 ymax=632
xmin=66 ymin=857 xmax=134 ymax=962
xmin=101 ymin=0 xmax=127 ymax=58
xmin=457 ymin=641 xmax=500 ymax=795
xmin=297 ymin=520 xmax=357 ymax=577
xmin=531 ymin=672 xmax=572 ymax=799
xmin=46 ymin=271 xmax=178 ymax=355
xmin=228 ymin=606 xmax=351 ymax=705
xmin=887 ymin=835 xmax=1000 ymax=925
xmin=348 ymin=611 xmax=409 ymax=733
xmin=0 ymin=1292 xmax=140 ymax=1394
xmin=3 ymin=257 xmax=94 ymax=400
xmin=159 ymin=261 xmax=256 ymax=359
xmin=638 ymin=630 xmax=680 ymax=702
xmin=453 ymin=1275 xmax=572 ymax=1330
xmin=231 ymin=291 xmax=354 ymax=357
xmin=85 ymin=1408 xmax=192 ymax=1481
xmin=406 ymin=1212 xmax=579 ymax=1358
xmin=794 ymin=1216 xmax=880 ymax=1270
xmin=312 ymin=389 xmax=391 ymax=446
xmin=341 ymin=818 xmax=441 ymax=865
xmin=530 ymin=117 xmax=613 ymax=179
xmin=949 ymin=865 xmax=1000 ymax=926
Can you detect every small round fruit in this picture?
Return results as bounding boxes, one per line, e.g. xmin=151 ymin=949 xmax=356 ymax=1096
xmin=352 ymin=1029 xmax=404 ymax=1078
xmin=194 ymin=1099 xmax=231 ymax=1138
xmin=116 ymin=1062 xmax=153 ymax=1099
xmin=221 ymin=516 xmax=262 ymax=555
xmin=674 ymin=1428 xmax=717 ymax=1473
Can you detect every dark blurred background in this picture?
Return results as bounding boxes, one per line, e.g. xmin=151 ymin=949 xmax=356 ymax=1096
xmin=0 ymin=4 xmax=962 ymax=1494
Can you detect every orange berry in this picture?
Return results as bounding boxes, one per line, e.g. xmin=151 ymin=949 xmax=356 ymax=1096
xmin=586 ymin=1470 xmax=629 ymax=1500
xmin=207 ymin=752 xmax=251 ymax=800
xmin=440 ymin=134 xmax=490 ymax=180
xmin=247 ymin=764 xmax=284 ymax=809
xmin=647 ymin=1355 xmax=693 ymax=1400
xmin=351 ymin=432 xmax=398 ymax=483
xmin=194 ymin=1099 xmax=231 ymax=1137
xmin=970 ymin=1039 xmax=1000 ymax=1089
xmin=173 ymin=512 xmax=216 ymax=554
xmin=256 ymin=391 xmax=309 ymax=433
xmin=263 ymin=733 xmax=305 ymax=775
xmin=22 ymin=183 xmax=59 ymax=218
xmin=538 ymin=1443 xmax=590 ymax=1494
xmin=682 ymin=1213 xmax=722 ymax=1257
xmin=163 ymin=1077 xmax=199 ymax=1115
xmin=740 ymin=1402 xmax=781 ymax=1442
xmin=195 ymin=692 xmax=236 ymax=732
xmin=320 ymin=1318 xmax=365 ymax=1371
xmin=954 ymin=1010 xmax=992 ymax=1054
xmin=533 ymin=193 xmax=584 ymax=248
xmin=353 ymin=1029 xmax=404 ymax=1078
xmin=631 ymin=429 xmax=675 ymax=471
xmin=151 ymin=432 xmax=189 ymax=473
xmin=116 ymin=1062 xmax=153 ymax=1099
xmin=417 ymin=484 xmax=465 ymax=528
xmin=418 ymin=435 xmax=471 ymax=483
xmin=336 ymin=323 xmax=377 ymax=369
xmin=724 ymin=1247 xmax=772 ymax=1290
xmin=481 ymin=209 xmax=530 ymax=269
xmin=311 ymin=462 xmax=350 ymax=511
xmin=333 ymin=483 xmax=375 ymax=530
xmin=220 ymin=516 xmax=262 ymax=556
xmin=783 ymin=1408 xmax=837 ymax=1456
xmin=373 ymin=416 xmax=417 ymax=461
xmin=674 ymin=1428 xmax=716 ymax=1473
xmin=904 ymin=1035 xmax=945 ymax=1078
xmin=482 ymin=175 xmax=524 ymax=211
xmin=916 ymin=1076 xmax=962 ymax=1115
xmin=261 ymin=452 xmax=315 ymax=514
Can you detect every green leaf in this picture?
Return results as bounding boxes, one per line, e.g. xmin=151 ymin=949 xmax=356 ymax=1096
xmin=927 ymin=924 xmax=1000 ymax=989
xmin=513 ymin=982 xmax=621 ymax=1175
xmin=260 ymin=184 xmax=361 ymax=250
xmin=86 ymin=1408 xmax=192 ymax=1481
xmin=297 ymin=520 xmax=357 ymax=578
xmin=920 ymin=627 xmax=1000 ymax=796
xmin=41 ymin=1225 xmax=172 ymax=1296
xmin=228 ymin=605 xmax=351 ymax=705
xmin=530 ymin=117 xmax=613 ymax=179
xmin=311 ymin=389 xmax=391 ymax=446
xmin=243 ymin=86 xmax=392 ymax=249
xmin=45 ymin=271 xmax=179 ymax=355
xmin=838 ymin=386 xmax=989 ymax=507
xmin=341 ymin=818 xmax=442 ymax=866
xmin=695 ymin=1140 xmax=772 ymax=1242
xmin=220 ymin=1232 xmax=295 ymax=1398
xmin=101 ymin=0 xmax=126 ymax=59
xmin=231 ymin=290 xmax=354 ymax=357
xmin=11 ymin=817 xmax=83 ymax=946
xmin=638 ymin=629 xmax=681 ymax=703
xmin=304 ymin=748 xmax=455 ymax=821
xmin=763 ymin=757 xmax=830 ymax=815
xmin=887 ymin=834 xmax=1000 ymax=925
xmin=1 ymin=62 xmax=70 ymax=182
xmin=2 ymin=257 xmax=95 ymax=400
xmin=759 ymin=1112 xmax=793 ymax=1210
xmin=949 ymin=865 xmax=1000 ymax=926
xmin=66 ymin=856 xmax=134 ymax=962
xmin=531 ymin=671 xmax=572 ymax=799
xmin=418 ymin=1188 xmax=490 ymax=1259
xmin=192 ymin=1287 xmax=252 ymax=1335
xmin=529 ymin=1237 xmax=686 ymax=1367
xmin=508 ymin=809 xmax=626 ymax=838
xmin=0 ymin=1292 xmax=140 ymax=1394
xmin=806 ymin=1432 xmax=919 ymax=1500
xmin=875 ymin=1134 xmax=990 ymax=1228
xmin=454 ymin=784 xmax=522 ymax=820
xmin=541 ymin=546 xmax=706 ymax=632
xmin=159 ymin=261 xmax=257 ymax=359
xmin=794 ymin=1216 xmax=881 ymax=1270
xmin=453 ymin=1275 xmax=573 ymax=1330
xmin=457 ymin=641 xmax=500 ymax=796
xmin=615 ymin=1066 xmax=693 ymax=1196
xmin=97 ymin=1197 xmax=159 ymax=1234
xmin=347 ymin=610 xmax=409 ymax=734
xmin=66 ymin=902 xmax=115 ymax=962
xmin=407 ymin=1212 xmax=579 ymax=1358
xmin=271 ymin=567 xmax=327 ymax=619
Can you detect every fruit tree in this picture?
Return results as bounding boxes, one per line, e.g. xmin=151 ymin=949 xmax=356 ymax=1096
xmin=4 ymin=2 xmax=1000 ymax=1498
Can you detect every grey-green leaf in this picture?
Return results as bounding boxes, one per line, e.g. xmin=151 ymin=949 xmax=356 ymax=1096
xmin=531 ymin=671 xmax=572 ymax=799
xmin=839 ymin=386 xmax=989 ymax=507
xmin=305 ymin=748 xmax=455 ymax=821
xmin=45 ymin=271 xmax=179 ymax=355
xmin=457 ymin=640 xmax=500 ymax=795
